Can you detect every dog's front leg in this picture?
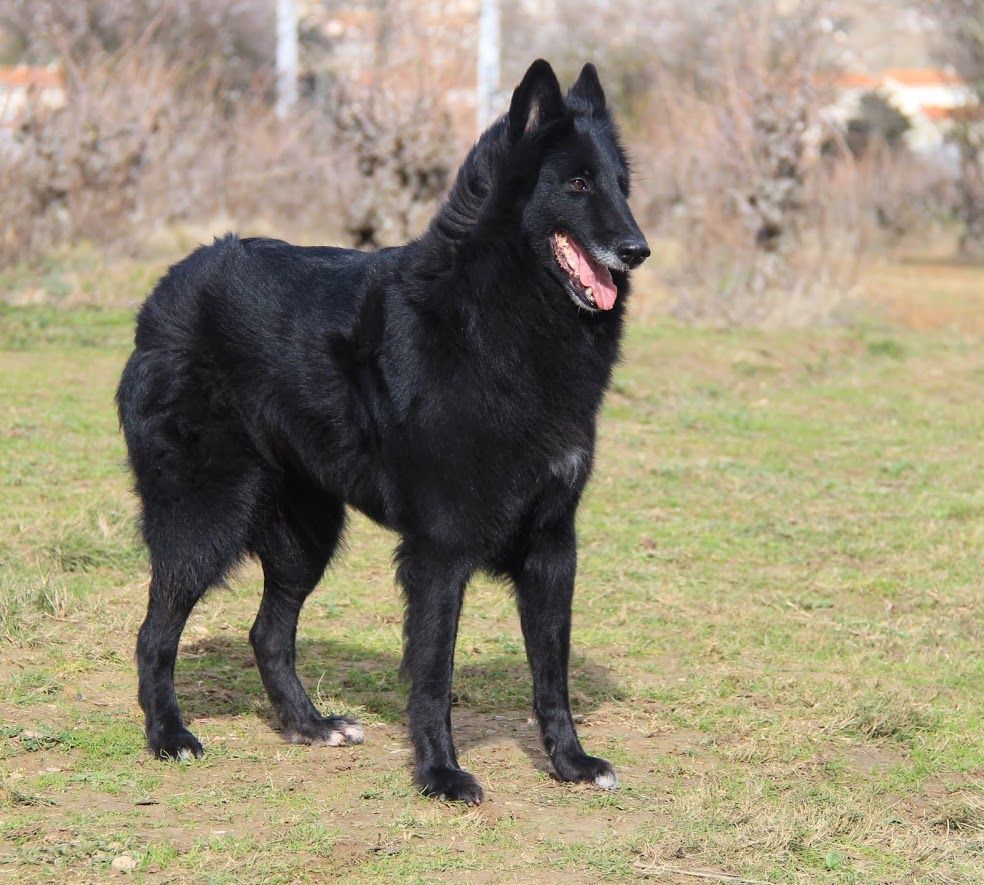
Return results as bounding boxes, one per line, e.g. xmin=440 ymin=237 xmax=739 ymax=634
xmin=397 ymin=545 xmax=482 ymax=803
xmin=511 ymin=516 xmax=618 ymax=790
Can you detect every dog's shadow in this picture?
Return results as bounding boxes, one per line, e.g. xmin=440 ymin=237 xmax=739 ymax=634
xmin=175 ymin=636 xmax=622 ymax=774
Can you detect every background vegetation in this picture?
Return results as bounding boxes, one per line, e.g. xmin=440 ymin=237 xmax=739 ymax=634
xmin=1 ymin=0 xmax=981 ymax=322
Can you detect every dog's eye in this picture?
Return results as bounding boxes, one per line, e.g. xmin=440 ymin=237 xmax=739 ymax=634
xmin=569 ymin=177 xmax=590 ymax=193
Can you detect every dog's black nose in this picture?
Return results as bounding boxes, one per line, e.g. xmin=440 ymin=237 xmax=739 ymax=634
xmin=617 ymin=238 xmax=651 ymax=269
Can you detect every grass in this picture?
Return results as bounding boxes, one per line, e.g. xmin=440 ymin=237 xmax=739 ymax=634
xmin=0 ymin=256 xmax=982 ymax=882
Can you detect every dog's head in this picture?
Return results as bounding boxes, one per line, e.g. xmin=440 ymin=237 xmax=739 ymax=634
xmin=508 ymin=60 xmax=649 ymax=313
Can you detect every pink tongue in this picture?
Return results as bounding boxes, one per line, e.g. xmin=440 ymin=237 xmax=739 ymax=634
xmin=570 ymin=239 xmax=617 ymax=310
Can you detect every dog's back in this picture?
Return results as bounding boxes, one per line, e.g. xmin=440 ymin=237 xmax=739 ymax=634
xmin=119 ymin=235 xmax=380 ymax=595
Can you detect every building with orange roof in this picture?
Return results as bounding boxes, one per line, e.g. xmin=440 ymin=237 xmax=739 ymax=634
xmin=0 ymin=64 xmax=65 ymax=124
xmin=830 ymin=67 xmax=977 ymax=154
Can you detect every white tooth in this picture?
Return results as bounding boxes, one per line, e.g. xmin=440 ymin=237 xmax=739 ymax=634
xmin=585 ymin=287 xmax=593 ymax=296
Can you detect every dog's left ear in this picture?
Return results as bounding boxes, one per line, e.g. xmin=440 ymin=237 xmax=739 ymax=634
xmin=509 ymin=59 xmax=565 ymax=140
xmin=567 ymin=62 xmax=607 ymax=117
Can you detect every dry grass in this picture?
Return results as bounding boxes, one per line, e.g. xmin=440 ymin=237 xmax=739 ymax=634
xmin=0 ymin=257 xmax=982 ymax=881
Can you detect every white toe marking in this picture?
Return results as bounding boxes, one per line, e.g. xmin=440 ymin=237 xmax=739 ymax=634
xmin=285 ymin=721 xmax=364 ymax=747
xmin=177 ymin=747 xmax=193 ymax=761
xmin=594 ymin=770 xmax=618 ymax=790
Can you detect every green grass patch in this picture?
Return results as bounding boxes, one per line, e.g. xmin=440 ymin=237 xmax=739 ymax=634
xmin=1 ymin=265 xmax=982 ymax=882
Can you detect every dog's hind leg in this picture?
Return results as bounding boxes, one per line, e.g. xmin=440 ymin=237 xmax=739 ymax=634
xmin=397 ymin=542 xmax=481 ymax=804
xmin=509 ymin=514 xmax=617 ymax=790
xmin=138 ymin=566 xmax=210 ymax=759
xmin=133 ymin=452 xmax=261 ymax=759
xmin=250 ymin=486 xmax=362 ymax=746
xmin=138 ymin=526 xmax=246 ymax=760
xmin=122 ymin=346 xmax=263 ymax=760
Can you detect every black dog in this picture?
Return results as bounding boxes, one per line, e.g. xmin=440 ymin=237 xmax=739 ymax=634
xmin=116 ymin=59 xmax=649 ymax=804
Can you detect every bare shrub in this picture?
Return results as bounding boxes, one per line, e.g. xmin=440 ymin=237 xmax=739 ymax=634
xmin=330 ymin=87 xmax=454 ymax=249
xmin=843 ymin=142 xmax=958 ymax=246
xmin=824 ymin=93 xmax=960 ymax=250
xmin=1 ymin=44 xmax=185 ymax=258
xmin=923 ymin=0 xmax=984 ymax=260
xmin=2 ymin=0 xmax=965 ymax=310
xmin=0 ymin=13 xmax=455 ymax=269
xmin=1 ymin=45 xmax=234 ymax=263
xmin=634 ymin=2 xmax=858 ymax=325
xmin=0 ymin=0 xmax=273 ymax=92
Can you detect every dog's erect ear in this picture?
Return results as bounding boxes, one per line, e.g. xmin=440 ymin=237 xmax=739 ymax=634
xmin=508 ymin=59 xmax=565 ymax=140
xmin=567 ymin=62 xmax=606 ymax=117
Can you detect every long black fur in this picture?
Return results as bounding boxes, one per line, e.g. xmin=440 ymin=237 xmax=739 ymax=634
xmin=116 ymin=60 xmax=649 ymax=804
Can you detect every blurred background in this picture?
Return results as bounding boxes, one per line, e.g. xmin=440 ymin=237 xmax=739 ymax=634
xmin=0 ymin=0 xmax=980 ymax=324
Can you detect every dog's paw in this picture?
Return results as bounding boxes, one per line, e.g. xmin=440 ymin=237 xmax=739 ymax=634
xmin=151 ymin=729 xmax=204 ymax=761
xmin=552 ymin=751 xmax=618 ymax=790
xmin=283 ymin=715 xmax=364 ymax=747
xmin=417 ymin=766 xmax=484 ymax=805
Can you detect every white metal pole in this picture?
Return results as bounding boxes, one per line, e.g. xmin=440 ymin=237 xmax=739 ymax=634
xmin=276 ymin=0 xmax=298 ymax=120
xmin=477 ymin=0 xmax=500 ymax=132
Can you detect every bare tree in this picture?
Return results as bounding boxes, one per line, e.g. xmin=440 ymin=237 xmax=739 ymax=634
xmin=637 ymin=1 xmax=858 ymax=325
xmin=0 ymin=0 xmax=459 ymax=266
xmin=924 ymin=0 xmax=984 ymax=259
xmin=0 ymin=0 xmax=274 ymax=92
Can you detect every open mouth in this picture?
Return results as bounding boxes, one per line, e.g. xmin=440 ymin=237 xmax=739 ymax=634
xmin=551 ymin=232 xmax=618 ymax=312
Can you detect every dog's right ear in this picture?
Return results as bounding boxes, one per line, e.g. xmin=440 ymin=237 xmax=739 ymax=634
xmin=508 ymin=59 xmax=564 ymax=140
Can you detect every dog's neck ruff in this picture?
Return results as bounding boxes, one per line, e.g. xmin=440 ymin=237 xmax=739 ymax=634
xmin=428 ymin=117 xmax=512 ymax=248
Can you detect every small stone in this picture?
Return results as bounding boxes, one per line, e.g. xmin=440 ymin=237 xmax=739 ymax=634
xmin=111 ymin=855 xmax=137 ymax=872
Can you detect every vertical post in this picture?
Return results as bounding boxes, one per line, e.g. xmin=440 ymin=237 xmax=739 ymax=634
xmin=476 ymin=0 xmax=500 ymax=132
xmin=276 ymin=0 xmax=298 ymax=120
